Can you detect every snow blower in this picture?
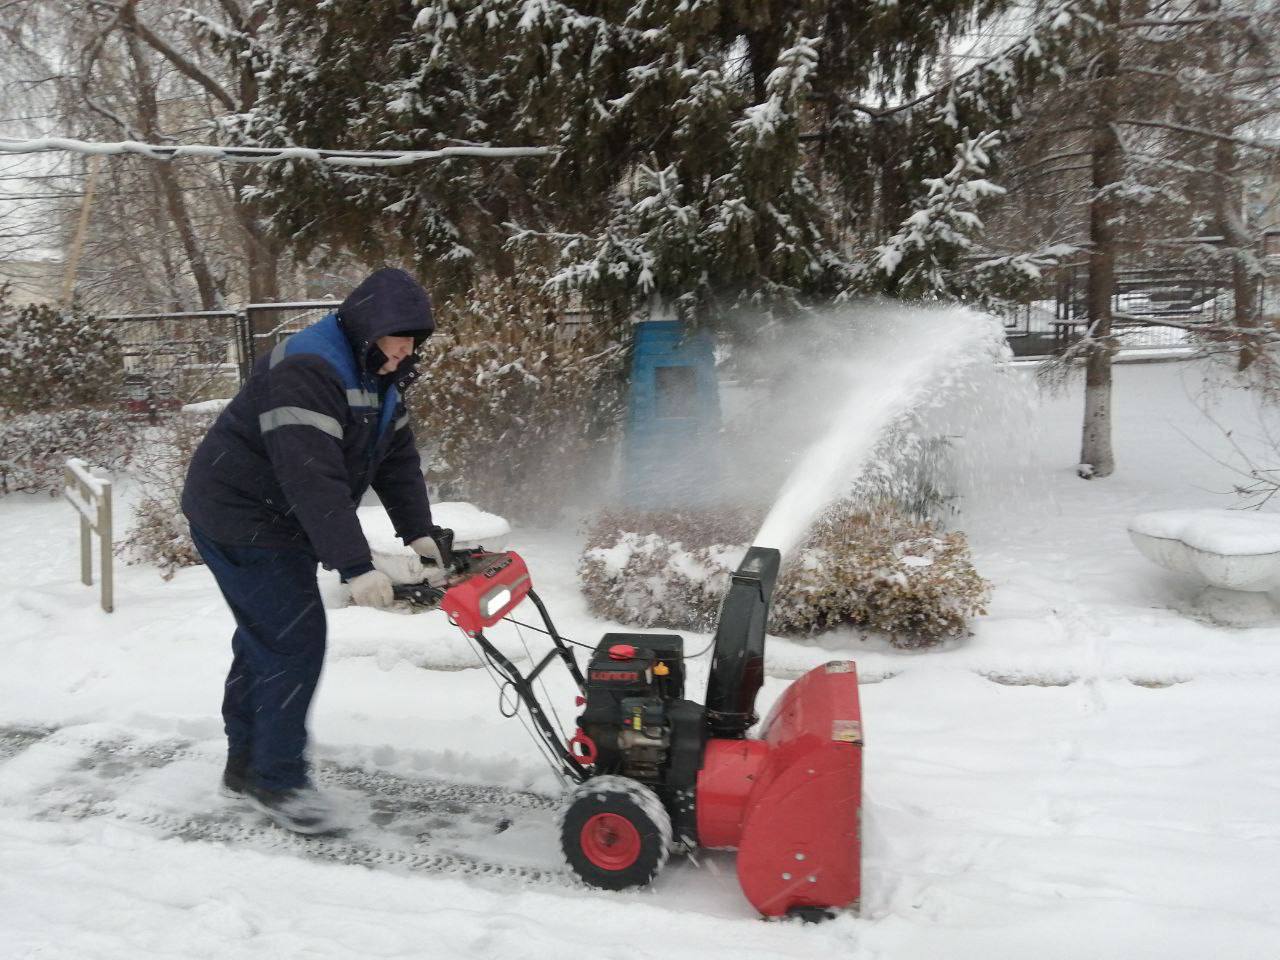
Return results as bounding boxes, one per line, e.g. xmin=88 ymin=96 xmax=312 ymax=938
xmin=395 ymin=539 xmax=863 ymax=919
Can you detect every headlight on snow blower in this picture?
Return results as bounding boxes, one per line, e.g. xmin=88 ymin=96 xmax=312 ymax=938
xmin=481 ymin=587 xmax=511 ymax=619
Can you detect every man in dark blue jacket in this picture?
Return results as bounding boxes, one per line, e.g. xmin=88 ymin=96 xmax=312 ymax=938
xmin=182 ymin=267 xmax=450 ymax=834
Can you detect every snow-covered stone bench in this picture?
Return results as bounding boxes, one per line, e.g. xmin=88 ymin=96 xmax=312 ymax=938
xmin=1128 ymin=509 xmax=1280 ymax=626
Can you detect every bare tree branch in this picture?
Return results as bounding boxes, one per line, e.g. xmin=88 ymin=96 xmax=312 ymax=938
xmin=94 ymin=0 xmax=238 ymax=111
xmin=81 ymin=95 xmax=144 ymax=141
xmin=1116 ymin=118 xmax=1280 ymax=153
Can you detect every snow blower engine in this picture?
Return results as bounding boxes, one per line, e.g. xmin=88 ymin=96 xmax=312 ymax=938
xmin=399 ymin=540 xmax=863 ymax=919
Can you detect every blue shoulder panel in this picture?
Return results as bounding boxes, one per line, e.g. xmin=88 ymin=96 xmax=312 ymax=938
xmin=282 ymin=313 xmax=359 ymax=390
xmin=278 ymin=313 xmax=398 ymax=442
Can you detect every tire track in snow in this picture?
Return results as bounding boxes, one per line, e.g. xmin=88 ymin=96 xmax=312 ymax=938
xmin=107 ymin=803 xmax=577 ymax=887
xmin=1 ymin=724 xmax=576 ymax=888
xmin=1 ymin=724 xmax=560 ymax=811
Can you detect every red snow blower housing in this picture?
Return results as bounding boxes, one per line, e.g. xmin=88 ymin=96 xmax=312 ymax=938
xmin=405 ymin=543 xmax=863 ymax=919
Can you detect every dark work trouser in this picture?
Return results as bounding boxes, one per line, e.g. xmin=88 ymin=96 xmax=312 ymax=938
xmin=190 ymin=525 xmax=326 ymax=792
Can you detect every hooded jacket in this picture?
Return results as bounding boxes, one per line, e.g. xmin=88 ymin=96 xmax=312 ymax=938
xmin=182 ymin=268 xmax=435 ymax=577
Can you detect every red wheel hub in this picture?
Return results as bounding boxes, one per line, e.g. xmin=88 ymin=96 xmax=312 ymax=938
xmin=580 ymin=812 xmax=642 ymax=870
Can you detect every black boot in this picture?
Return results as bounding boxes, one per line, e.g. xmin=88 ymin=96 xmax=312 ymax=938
xmin=220 ymin=754 xmax=249 ymax=799
xmin=246 ymin=782 xmax=341 ymax=835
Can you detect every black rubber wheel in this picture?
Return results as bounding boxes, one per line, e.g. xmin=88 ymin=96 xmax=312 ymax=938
xmin=560 ymin=775 xmax=671 ymax=890
xmin=787 ymin=906 xmax=837 ymax=924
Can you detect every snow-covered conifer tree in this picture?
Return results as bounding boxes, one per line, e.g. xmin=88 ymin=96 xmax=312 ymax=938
xmin=240 ymin=0 xmax=1036 ymax=322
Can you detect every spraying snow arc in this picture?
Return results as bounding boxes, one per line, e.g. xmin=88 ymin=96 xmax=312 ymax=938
xmin=753 ymin=306 xmax=1006 ymax=560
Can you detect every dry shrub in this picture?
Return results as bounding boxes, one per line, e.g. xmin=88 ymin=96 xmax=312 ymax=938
xmin=119 ymin=410 xmax=215 ymax=577
xmin=773 ymin=508 xmax=989 ymax=646
xmin=0 ymin=409 xmax=135 ymax=495
xmin=406 ymin=280 xmax=626 ymax=522
xmin=579 ymin=503 xmax=989 ymax=648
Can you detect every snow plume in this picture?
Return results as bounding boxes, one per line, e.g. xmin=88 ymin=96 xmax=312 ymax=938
xmin=739 ymin=304 xmax=1011 ymax=560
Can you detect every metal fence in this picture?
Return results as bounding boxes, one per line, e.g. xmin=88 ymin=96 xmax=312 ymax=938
xmin=244 ymin=300 xmax=341 ymax=359
xmin=998 ymin=264 xmax=1278 ymax=359
xmin=98 ymin=298 xmax=592 ymax=405
xmin=100 ymin=310 xmax=249 ymax=412
xmin=96 ymin=275 xmax=1274 ymax=398
xmin=99 ymin=300 xmax=340 ymax=411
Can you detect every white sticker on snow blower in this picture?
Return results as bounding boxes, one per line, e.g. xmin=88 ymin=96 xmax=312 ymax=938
xmin=832 ymin=720 xmax=863 ymax=744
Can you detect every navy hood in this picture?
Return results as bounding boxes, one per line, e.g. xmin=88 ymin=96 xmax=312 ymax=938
xmin=337 ymin=268 xmax=435 ymax=350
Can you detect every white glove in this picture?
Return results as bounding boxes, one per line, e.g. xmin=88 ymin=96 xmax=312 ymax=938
xmin=410 ymin=535 xmax=445 ymax=566
xmin=409 ymin=539 xmax=449 ymax=587
xmin=348 ymin=569 xmax=394 ymax=608
xmin=371 ymin=551 xmax=426 ymax=585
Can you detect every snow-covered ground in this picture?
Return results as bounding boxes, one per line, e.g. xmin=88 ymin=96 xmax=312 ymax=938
xmin=2 ymin=358 xmax=1278 ymax=960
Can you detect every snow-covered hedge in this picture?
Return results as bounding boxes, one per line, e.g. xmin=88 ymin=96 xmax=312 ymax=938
xmin=0 ymin=294 xmax=131 ymax=496
xmin=0 ymin=409 xmax=135 ymax=495
xmin=119 ymin=411 xmax=215 ymax=577
xmin=0 ymin=294 xmax=122 ymax=416
xmin=579 ymin=504 xmax=989 ymax=648
xmin=408 ymin=281 xmax=626 ymax=521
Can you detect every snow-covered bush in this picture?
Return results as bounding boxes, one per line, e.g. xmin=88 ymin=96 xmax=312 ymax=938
xmin=119 ymin=411 xmax=214 ymax=577
xmin=579 ymin=510 xmax=760 ymax=632
xmin=0 ymin=409 xmax=135 ymax=495
xmin=0 ymin=292 xmax=123 ymax=416
xmin=408 ymin=281 xmax=627 ymax=521
xmin=579 ymin=503 xmax=988 ymax=648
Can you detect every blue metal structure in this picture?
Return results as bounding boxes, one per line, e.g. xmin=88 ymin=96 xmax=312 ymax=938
xmin=623 ymin=320 xmax=722 ymax=509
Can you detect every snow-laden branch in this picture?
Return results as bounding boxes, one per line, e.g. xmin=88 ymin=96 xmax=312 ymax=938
xmin=873 ymin=131 xmax=1006 ymax=284
xmin=0 ymin=136 xmax=555 ymax=167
